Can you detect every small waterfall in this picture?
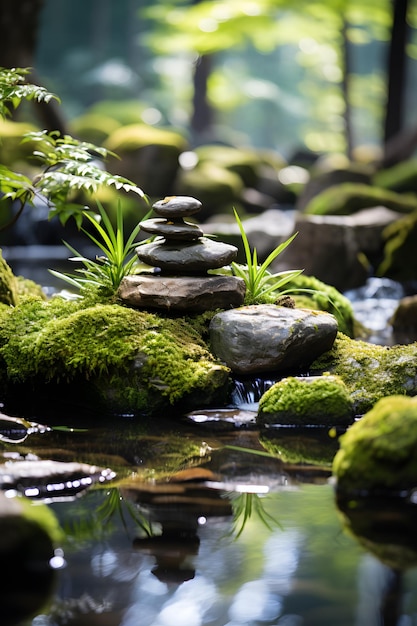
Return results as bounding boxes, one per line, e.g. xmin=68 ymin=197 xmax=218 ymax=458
xmin=231 ymin=377 xmax=276 ymax=411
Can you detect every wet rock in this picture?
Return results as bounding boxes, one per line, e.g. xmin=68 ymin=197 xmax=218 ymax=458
xmin=0 ymin=412 xmax=50 ymax=444
xmin=391 ymin=294 xmax=417 ymax=343
xmin=257 ymin=374 xmax=353 ymax=427
xmin=0 ymin=460 xmax=116 ymax=499
xmin=119 ymin=274 xmax=245 ymax=312
xmin=272 ymin=207 xmax=399 ymax=291
xmin=209 ymin=304 xmax=338 ymax=375
xmin=377 ymin=211 xmax=417 ymax=282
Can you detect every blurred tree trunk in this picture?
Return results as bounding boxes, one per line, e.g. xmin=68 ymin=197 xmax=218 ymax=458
xmin=191 ymin=54 xmax=215 ymax=144
xmin=383 ymin=0 xmax=410 ymax=166
xmin=189 ymin=0 xmax=215 ymax=144
xmin=0 ymin=0 xmax=67 ymax=133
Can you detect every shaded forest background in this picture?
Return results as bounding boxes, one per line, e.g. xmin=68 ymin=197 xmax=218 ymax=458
xmin=2 ymin=0 xmax=417 ymax=165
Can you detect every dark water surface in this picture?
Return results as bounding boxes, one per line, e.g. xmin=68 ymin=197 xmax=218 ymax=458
xmin=1 ymin=413 xmax=417 ymax=626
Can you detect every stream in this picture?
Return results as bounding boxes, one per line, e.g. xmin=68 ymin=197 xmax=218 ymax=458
xmin=2 ymin=252 xmax=417 ymax=626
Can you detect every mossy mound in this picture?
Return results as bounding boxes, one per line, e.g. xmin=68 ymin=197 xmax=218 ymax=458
xmin=104 ymin=123 xmax=187 ymax=197
xmin=194 ymin=144 xmax=261 ymax=188
xmin=88 ymin=99 xmax=149 ymax=126
xmin=0 ymin=298 xmax=229 ymax=416
xmin=303 ymin=182 xmax=417 ymax=216
xmin=373 ymin=158 xmax=417 ymax=193
xmin=104 ymin=123 xmax=187 ymax=153
xmin=333 ymin=396 xmax=417 ymax=493
xmin=257 ymin=374 xmax=353 ymax=427
xmin=311 ymin=333 xmax=417 ymax=415
xmin=69 ymin=112 xmax=121 ymax=145
xmin=377 ymin=210 xmax=417 ymax=281
xmin=282 ymin=273 xmax=356 ymax=337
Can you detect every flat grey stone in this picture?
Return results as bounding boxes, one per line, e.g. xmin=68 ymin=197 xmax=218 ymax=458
xmin=140 ymin=217 xmax=204 ymax=240
xmin=136 ymin=237 xmax=238 ymax=273
xmin=209 ymin=304 xmax=338 ymax=375
xmin=118 ymin=275 xmax=246 ymax=312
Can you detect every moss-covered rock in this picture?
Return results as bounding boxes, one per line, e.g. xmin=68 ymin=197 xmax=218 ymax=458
xmin=104 ymin=123 xmax=188 ymax=197
xmin=69 ymin=112 xmax=121 ymax=145
xmin=194 ymin=144 xmax=261 ymax=188
xmin=377 ymin=210 xmax=417 ymax=281
xmin=282 ymin=273 xmax=356 ymax=337
xmin=311 ymin=333 xmax=417 ymax=415
xmin=333 ymin=396 xmax=417 ymax=492
xmin=0 ymin=250 xmax=18 ymax=306
xmin=0 ymin=298 xmax=230 ymax=416
xmin=257 ymin=374 xmax=353 ymax=427
xmin=303 ymin=183 xmax=417 ymax=216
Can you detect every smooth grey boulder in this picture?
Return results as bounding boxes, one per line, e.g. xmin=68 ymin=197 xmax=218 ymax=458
xmin=118 ymin=274 xmax=246 ymax=312
xmin=209 ymin=304 xmax=338 ymax=375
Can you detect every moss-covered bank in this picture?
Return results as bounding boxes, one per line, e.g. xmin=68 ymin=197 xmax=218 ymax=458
xmin=0 ymin=297 xmax=229 ymax=416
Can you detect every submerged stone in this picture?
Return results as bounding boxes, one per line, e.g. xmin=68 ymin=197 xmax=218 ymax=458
xmin=209 ymin=304 xmax=338 ymax=375
xmin=333 ymin=395 xmax=417 ymax=492
xmin=257 ymin=374 xmax=353 ymax=427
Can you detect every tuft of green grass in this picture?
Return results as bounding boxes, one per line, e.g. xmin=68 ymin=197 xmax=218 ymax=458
xmin=231 ymin=208 xmax=303 ymax=304
xmin=49 ymin=200 xmax=151 ymax=295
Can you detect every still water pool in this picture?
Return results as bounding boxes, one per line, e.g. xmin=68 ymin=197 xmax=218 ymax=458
xmin=2 ymin=411 xmax=417 ymax=626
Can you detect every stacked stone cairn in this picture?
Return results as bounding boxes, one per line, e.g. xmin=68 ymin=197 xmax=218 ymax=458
xmin=118 ymin=196 xmax=246 ymax=312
